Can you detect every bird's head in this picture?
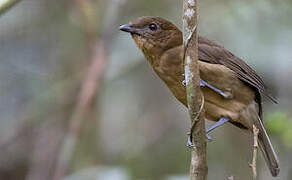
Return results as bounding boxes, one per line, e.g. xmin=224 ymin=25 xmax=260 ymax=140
xmin=120 ymin=16 xmax=182 ymax=60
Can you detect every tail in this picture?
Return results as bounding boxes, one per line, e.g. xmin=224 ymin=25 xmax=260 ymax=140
xmin=256 ymin=117 xmax=280 ymax=177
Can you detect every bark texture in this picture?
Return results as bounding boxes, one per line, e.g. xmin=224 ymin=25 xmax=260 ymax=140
xmin=183 ymin=0 xmax=208 ymax=179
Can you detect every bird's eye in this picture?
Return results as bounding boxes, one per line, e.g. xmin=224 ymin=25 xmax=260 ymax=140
xmin=149 ymin=23 xmax=158 ymax=31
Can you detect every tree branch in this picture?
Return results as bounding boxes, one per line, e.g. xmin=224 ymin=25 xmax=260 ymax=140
xmin=249 ymin=125 xmax=259 ymax=179
xmin=183 ymin=0 xmax=208 ymax=179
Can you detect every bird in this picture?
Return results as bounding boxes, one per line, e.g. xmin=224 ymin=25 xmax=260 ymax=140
xmin=119 ymin=16 xmax=279 ymax=177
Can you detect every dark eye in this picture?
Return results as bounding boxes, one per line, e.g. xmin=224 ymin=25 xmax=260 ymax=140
xmin=149 ymin=23 xmax=157 ymax=31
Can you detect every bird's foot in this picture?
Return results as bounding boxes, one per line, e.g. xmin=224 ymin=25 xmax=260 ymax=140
xmin=186 ymin=132 xmax=212 ymax=148
xmin=182 ymin=79 xmax=186 ymax=86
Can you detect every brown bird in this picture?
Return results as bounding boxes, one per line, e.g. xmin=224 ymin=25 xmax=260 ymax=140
xmin=120 ymin=16 xmax=279 ymax=177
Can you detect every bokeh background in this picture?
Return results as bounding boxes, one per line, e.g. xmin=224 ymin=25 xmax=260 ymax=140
xmin=0 ymin=0 xmax=291 ymax=179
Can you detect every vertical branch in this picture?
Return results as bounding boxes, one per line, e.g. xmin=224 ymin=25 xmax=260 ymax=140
xmin=250 ymin=125 xmax=259 ymax=179
xmin=183 ymin=0 xmax=208 ymax=180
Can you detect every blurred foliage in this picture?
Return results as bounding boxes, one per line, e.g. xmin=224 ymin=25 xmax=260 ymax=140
xmin=266 ymin=112 xmax=292 ymax=148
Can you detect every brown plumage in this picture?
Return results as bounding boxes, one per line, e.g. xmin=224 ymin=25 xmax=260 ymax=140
xmin=120 ymin=16 xmax=279 ymax=177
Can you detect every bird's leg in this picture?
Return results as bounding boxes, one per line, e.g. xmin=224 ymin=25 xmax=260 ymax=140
xmin=182 ymin=77 xmax=231 ymax=99
xmin=206 ymin=117 xmax=230 ymax=134
xmin=200 ymin=79 xmax=232 ymax=99
xmin=187 ymin=117 xmax=230 ymax=147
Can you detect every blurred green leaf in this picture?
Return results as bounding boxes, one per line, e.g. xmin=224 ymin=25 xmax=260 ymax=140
xmin=265 ymin=111 xmax=292 ymax=147
xmin=265 ymin=112 xmax=289 ymax=134
xmin=282 ymin=129 xmax=292 ymax=148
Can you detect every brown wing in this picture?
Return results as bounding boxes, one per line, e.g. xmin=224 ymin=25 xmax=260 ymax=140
xmin=198 ymin=36 xmax=277 ymax=104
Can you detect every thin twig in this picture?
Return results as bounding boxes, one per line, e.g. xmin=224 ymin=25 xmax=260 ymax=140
xmin=249 ymin=125 xmax=259 ymax=179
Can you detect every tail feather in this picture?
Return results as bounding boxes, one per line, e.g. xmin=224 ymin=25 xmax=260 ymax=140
xmin=255 ymin=117 xmax=280 ymax=177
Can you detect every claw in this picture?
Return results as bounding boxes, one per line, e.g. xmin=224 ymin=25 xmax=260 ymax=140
xmin=187 ymin=135 xmax=194 ymax=148
xmin=182 ymin=80 xmax=186 ymax=86
xmin=187 ymin=133 xmax=213 ymax=148
xmin=186 ymin=117 xmax=229 ymax=147
xmin=206 ymin=134 xmax=212 ymax=142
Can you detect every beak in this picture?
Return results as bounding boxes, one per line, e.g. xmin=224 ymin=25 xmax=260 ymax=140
xmin=119 ymin=24 xmax=141 ymax=36
xmin=119 ymin=24 xmax=133 ymax=33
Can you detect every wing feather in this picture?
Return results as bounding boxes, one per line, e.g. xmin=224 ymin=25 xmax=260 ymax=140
xmin=198 ymin=36 xmax=277 ymax=104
